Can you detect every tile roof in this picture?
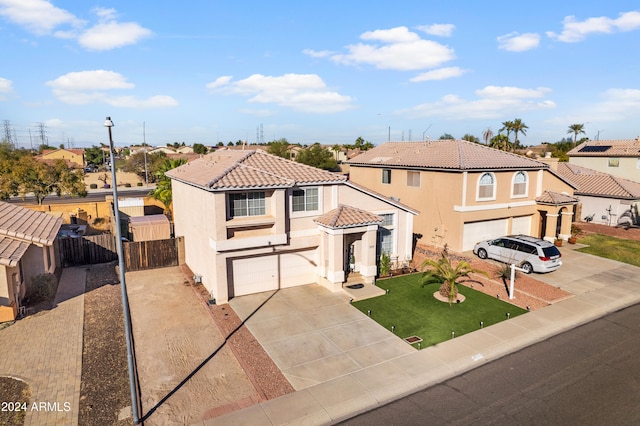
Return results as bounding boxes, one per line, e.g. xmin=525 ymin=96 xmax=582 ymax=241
xmin=166 ymin=150 xmax=346 ymax=190
xmin=568 ymin=139 xmax=640 ymax=157
xmin=557 ymin=163 xmax=640 ymax=199
xmin=314 ymin=205 xmax=383 ymax=229
xmin=347 ymin=140 xmax=549 ymax=170
xmin=0 ymin=236 xmax=30 ymax=267
xmin=0 ymin=201 xmax=62 ymax=246
xmin=535 ymin=191 xmax=579 ymax=205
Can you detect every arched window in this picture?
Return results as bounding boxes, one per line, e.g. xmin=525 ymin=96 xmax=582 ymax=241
xmin=478 ymin=173 xmax=495 ymax=200
xmin=512 ymin=171 xmax=528 ymax=197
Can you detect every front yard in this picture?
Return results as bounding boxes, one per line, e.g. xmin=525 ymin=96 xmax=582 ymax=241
xmin=352 ymin=273 xmax=527 ymax=349
xmin=576 ymin=234 xmax=640 ymax=267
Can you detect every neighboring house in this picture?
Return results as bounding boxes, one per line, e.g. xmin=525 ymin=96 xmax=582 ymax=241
xmin=568 ymin=138 xmax=640 ymax=183
xmin=347 ymin=140 xmax=578 ymax=253
xmin=0 ymin=202 xmax=62 ymax=321
xmin=147 ymin=146 xmax=178 ymax=155
xmin=166 ymin=150 xmax=417 ymax=304
xmin=556 ymin=162 xmax=640 ymax=227
xmin=40 ymin=148 xmax=85 ymax=168
xmin=176 ymin=146 xmax=195 ymax=154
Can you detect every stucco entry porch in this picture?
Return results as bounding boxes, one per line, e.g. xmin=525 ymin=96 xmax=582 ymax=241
xmin=229 ymin=284 xmax=414 ymax=390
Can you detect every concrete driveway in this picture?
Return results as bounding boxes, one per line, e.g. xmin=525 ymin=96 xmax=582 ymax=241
xmin=229 ymin=285 xmax=414 ymax=390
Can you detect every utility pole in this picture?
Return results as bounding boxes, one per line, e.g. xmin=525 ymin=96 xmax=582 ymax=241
xmin=143 ymin=122 xmax=148 ymax=186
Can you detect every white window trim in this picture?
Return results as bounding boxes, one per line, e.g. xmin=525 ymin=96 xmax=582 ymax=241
xmin=510 ymin=171 xmax=529 ymax=199
xmin=290 ymin=186 xmax=322 ymax=218
xmin=476 ymin=172 xmax=496 ymax=201
xmin=228 ymin=191 xmax=267 ymax=219
xmin=376 ymin=210 xmax=398 ymax=258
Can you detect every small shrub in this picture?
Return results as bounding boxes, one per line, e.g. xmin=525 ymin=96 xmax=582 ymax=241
xmin=124 ymin=183 xmax=132 ymax=188
xmin=571 ymin=224 xmax=582 ymax=236
xmin=24 ymin=273 xmax=58 ymax=305
xmin=137 ymin=182 xmax=143 ymax=186
xmin=379 ymin=252 xmax=391 ymax=276
xmin=89 ymin=183 xmax=98 ymax=189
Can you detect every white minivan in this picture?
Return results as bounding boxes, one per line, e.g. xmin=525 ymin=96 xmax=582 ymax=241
xmin=473 ymin=235 xmax=562 ymax=273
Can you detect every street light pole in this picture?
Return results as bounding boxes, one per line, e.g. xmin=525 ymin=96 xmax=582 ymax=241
xmin=104 ymin=117 xmax=140 ymax=424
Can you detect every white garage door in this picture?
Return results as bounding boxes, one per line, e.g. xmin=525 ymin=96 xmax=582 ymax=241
xmin=280 ymin=250 xmax=317 ymax=288
xmin=462 ymin=219 xmax=508 ymax=251
xmin=232 ymin=256 xmax=278 ymax=297
xmin=231 ymin=250 xmax=318 ymax=296
xmin=511 ymin=216 xmax=532 ymax=236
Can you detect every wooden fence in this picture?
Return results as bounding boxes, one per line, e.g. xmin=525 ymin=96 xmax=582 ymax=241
xmin=58 ymin=234 xmax=182 ymax=271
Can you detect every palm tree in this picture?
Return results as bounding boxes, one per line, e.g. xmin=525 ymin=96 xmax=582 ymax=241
xmin=567 ymin=123 xmax=586 ymax=147
xmin=149 ymin=158 xmax=187 ymax=218
xmin=482 ymin=127 xmax=493 ymax=146
xmin=421 ymin=247 xmax=488 ymax=305
xmin=490 ymin=134 xmax=511 ymax=151
xmin=511 ymin=118 xmax=528 ymax=150
xmin=500 ymin=120 xmax=514 ymax=146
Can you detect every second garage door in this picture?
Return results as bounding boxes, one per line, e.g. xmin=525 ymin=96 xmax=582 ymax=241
xmin=462 ymin=219 xmax=508 ymax=251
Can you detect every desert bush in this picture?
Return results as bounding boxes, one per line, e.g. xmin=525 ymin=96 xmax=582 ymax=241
xmin=89 ymin=183 xmax=98 ymax=189
xmin=137 ymin=182 xmax=143 ymax=186
xmin=124 ymin=183 xmax=132 ymax=188
xmin=24 ymin=273 xmax=58 ymax=305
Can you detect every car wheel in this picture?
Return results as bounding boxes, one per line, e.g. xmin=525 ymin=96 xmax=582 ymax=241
xmin=477 ymin=248 xmax=488 ymax=259
xmin=521 ymin=262 xmax=533 ymax=274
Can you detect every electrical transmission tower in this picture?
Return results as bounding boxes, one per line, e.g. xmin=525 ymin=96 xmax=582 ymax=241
xmin=2 ymin=120 xmax=14 ymax=146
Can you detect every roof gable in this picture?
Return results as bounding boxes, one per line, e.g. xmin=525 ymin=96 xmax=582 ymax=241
xmin=347 ymin=140 xmax=548 ymax=171
xmin=568 ymin=139 xmax=640 ymax=157
xmin=314 ymin=205 xmax=383 ymax=229
xmin=166 ymin=150 xmax=346 ymax=190
xmin=557 ymin=163 xmax=640 ymax=199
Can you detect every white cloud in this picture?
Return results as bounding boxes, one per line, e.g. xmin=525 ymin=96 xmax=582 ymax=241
xmin=313 ymin=26 xmax=455 ymax=71
xmin=0 ymin=2 xmax=151 ymax=50
xmin=416 ymin=23 xmax=455 ymax=37
xmin=0 ymin=77 xmax=13 ymax=95
xmin=78 ymin=7 xmax=152 ymax=50
xmin=589 ymin=88 xmax=640 ymax=121
xmin=398 ymin=85 xmax=556 ymax=120
xmin=46 ymin=70 xmax=177 ymax=108
xmin=497 ymin=32 xmax=541 ymax=52
xmin=547 ymin=11 xmax=640 ymax=42
xmin=302 ymin=49 xmax=334 ymax=58
xmin=206 ymin=73 xmax=354 ymax=113
xmin=0 ymin=0 xmax=84 ymax=35
xmin=410 ymin=67 xmax=466 ymax=82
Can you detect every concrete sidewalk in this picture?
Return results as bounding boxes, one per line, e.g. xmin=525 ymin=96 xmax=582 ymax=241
xmin=0 ymin=267 xmax=85 ymax=426
xmin=208 ymin=248 xmax=640 ymax=425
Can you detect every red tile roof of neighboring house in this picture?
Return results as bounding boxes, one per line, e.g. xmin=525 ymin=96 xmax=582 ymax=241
xmin=535 ymin=191 xmax=579 ymax=206
xmin=41 ymin=148 xmax=85 ymax=156
xmin=568 ymin=138 xmax=640 ymax=157
xmin=314 ymin=205 xmax=383 ymax=229
xmin=166 ymin=150 xmax=346 ymax=190
xmin=347 ymin=140 xmax=549 ymax=170
xmin=557 ymin=163 xmax=640 ymax=199
xmin=0 ymin=237 xmax=30 ymax=267
xmin=0 ymin=202 xmax=62 ymax=246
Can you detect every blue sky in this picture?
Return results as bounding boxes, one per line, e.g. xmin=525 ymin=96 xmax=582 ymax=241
xmin=1 ymin=1 xmax=639 ymax=148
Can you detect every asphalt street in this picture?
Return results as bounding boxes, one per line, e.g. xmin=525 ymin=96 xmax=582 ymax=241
xmin=340 ymin=302 xmax=640 ymax=426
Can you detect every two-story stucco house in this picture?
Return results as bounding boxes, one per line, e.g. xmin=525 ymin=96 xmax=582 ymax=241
xmin=568 ymin=138 xmax=640 ymax=183
xmin=166 ymin=150 xmax=417 ymax=304
xmin=347 ymin=140 xmax=578 ymax=253
xmin=40 ymin=148 xmax=85 ymax=168
xmin=0 ymin=202 xmax=62 ymax=321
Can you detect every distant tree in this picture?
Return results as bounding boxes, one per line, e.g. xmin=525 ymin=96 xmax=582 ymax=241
xmin=567 ymin=123 xmax=586 ymax=147
xmin=217 ymin=141 xmax=224 ymax=147
xmin=227 ymin=141 xmax=233 ymax=146
xmin=193 ymin=143 xmax=207 ymax=154
xmin=37 ymin=144 xmax=56 ymax=154
xmin=84 ymin=145 xmax=106 ymax=165
xmin=12 ymin=157 xmax=86 ymax=204
xmin=511 ymin=118 xmax=528 ymax=150
xmin=490 ymin=134 xmax=511 ymax=151
xmin=332 ymin=144 xmax=341 ymax=161
xmin=461 ymin=134 xmax=480 ymax=143
xmin=267 ymin=138 xmax=291 ymax=159
xmin=295 ymin=143 xmax=338 ymax=171
xmin=500 ymin=120 xmax=514 ymax=146
xmin=439 ymin=133 xmax=455 ymax=140
xmin=121 ymin=151 xmax=167 ymax=182
xmin=482 ymin=127 xmax=493 ymax=145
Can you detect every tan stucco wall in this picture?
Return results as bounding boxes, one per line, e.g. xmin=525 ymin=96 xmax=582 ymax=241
xmin=42 ymin=150 xmax=84 ymax=166
xmin=569 ymin=157 xmax=640 ymax=182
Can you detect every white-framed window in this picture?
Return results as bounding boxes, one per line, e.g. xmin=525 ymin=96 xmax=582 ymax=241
xmin=477 ymin=172 xmax=495 ymax=200
xmin=511 ymin=171 xmax=528 ymax=197
xmin=407 ymin=171 xmax=420 ymax=187
xmin=229 ymin=191 xmax=266 ymax=218
xmin=608 ymin=158 xmax=619 ymax=167
xmin=292 ymin=187 xmax=319 ymax=212
xmin=378 ymin=213 xmax=395 ymax=257
xmin=382 ymin=169 xmax=391 ymax=184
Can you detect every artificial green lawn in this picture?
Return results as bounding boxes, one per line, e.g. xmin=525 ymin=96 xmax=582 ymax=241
xmin=576 ymin=234 xmax=640 ymax=268
xmin=352 ymin=273 xmax=527 ymax=349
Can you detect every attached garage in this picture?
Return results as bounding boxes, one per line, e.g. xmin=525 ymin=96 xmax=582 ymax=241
xmin=462 ymin=219 xmax=508 ymax=251
xmin=230 ymin=249 xmax=318 ymax=297
xmin=511 ymin=215 xmax=532 ymax=236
